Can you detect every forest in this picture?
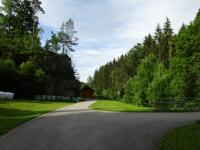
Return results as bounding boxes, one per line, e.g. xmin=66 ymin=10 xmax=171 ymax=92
xmin=90 ymin=10 xmax=200 ymax=107
xmin=1 ymin=0 xmax=200 ymax=106
xmin=0 ymin=0 xmax=80 ymax=98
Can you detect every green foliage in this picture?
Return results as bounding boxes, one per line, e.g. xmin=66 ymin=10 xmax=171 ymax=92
xmin=0 ymin=0 xmax=80 ymax=98
xmin=20 ymin=60 xmax=37 ymax=74
xmin=190 ymin=53 xmax=200 ymax=97
xmin=124 ymin=54 xmax=157 ymax=105
xmin=123 ymin=79 xmax=135 ymax=104
xmin=45 ymin=19 xmax=78 ymax=54
xmin=102 ymin=89 xmax=118 ymax=100
xmin=45 ymin=32 xmax=60 ymax=52
xmin=147 ymin=62 xmax=169 ymax=105
xmin=176 ymin=11 xmax=200 ymax=57
xmin=91 ymin=43 xmax=146 ymax=99
xmin=0 ymin=59 xmax=16 ymax=74
xmin=168 ymin=57 xmax=188 ymax=98
xmin=35 ymin=68 xmax=45 ymax=79
xmin=91 ymin=9 xmax=200 ymax=110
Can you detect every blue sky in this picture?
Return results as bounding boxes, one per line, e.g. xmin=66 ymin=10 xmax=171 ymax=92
xmin=36 ymin=0 xmax=200 ymax=81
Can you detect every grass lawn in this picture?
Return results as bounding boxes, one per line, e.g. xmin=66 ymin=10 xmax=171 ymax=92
xmin=158 ymin=122 xmax=200 ymax=150
xmin=0 ymin=100 xmax=72 ymax=135
xmin=90 ymin=100 xmax=153 ymax=112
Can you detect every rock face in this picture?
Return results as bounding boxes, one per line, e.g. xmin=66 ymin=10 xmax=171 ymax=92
xmin=42 ymin=51 xmax=80 ymax=97
xmin=0 ymin=50 xmax=80 ymax=98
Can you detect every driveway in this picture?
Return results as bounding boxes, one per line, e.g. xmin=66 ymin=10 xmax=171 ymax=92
xmin=0 ymin=101 xmax=199 ymax=150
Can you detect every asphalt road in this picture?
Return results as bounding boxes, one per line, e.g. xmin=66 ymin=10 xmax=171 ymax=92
xmin=0 ymin=101 xmax=200 ymax=150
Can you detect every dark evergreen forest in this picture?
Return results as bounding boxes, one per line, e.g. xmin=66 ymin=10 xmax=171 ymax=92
xmin=0 ymin=0 xmax=80 ymax=98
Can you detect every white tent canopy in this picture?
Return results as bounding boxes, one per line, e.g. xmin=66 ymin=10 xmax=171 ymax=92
xmin=0 ymin=91 xmax=14 ymax=99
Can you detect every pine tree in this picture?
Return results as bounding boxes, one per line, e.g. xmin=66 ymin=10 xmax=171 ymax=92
xmin=0 ymin=0 xmax=20 ymax=36
xmin=58 ymin=18 xmax=78 ymax=54
xmin=143 ymin=34 xmax=156 ymax=56
xmin=195 ymin=9 xmax=200 ymax=20
xmin=45 ymin=32 xmax=60 ymax=52
xmin=30 ymin=0 xmax=45 ymax=50
xmin=154 ymin=24 xmax=163 ymax=60
xmin=163 ymin=17 xmax=174 ymax=65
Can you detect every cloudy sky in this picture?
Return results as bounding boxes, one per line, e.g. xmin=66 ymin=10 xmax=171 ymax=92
xmin=38 ymin=0 xmax=200 ymax=82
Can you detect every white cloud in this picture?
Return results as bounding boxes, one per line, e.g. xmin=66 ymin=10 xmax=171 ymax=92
xmin=112 ymin=0 xmax=200 ymax=41
xmin=72 ymin=46 xmax=129 ymax=82
xmin=39 ymin=0 xmax=200 ymax=82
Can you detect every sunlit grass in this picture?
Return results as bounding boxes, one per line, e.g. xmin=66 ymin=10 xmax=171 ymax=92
xmin=90 ymin=100 xmax=153 ymax=112
xmin=0 ymin=100 xmax=72 ymax=135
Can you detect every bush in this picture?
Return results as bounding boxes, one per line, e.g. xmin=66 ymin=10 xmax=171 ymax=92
xmin=35 ymin=68 xmax=45 ymax=79
xmin=168 ymin=57 xmax=188 ymax=98
xmin=123 ymin=79 xmax=135 ymax=104
xmin=124 ymin=54 xmax=157 ymax=106
xmin=0 ymin=59 xmax=16 ymax=74
xmin=102 ymin=89 xmax=118 ymax=100
xmin=20 ymin=60 xmax=37 ymax=74
xmin=147 ymin=62 xmax=170 ymax=106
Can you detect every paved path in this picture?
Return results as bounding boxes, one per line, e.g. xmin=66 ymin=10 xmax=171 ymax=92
xmin=50 ymin=100 xmax=97 ymax=113
xmin=0 ymin=101 xmax=200 ymax=150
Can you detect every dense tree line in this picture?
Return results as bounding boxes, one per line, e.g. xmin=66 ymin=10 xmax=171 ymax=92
xmin=0 ymin=0 xmax=80 ymax=98
xmin=90 ymin=10 xmax=200 ymax=107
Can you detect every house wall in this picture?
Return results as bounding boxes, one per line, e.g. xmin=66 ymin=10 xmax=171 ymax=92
xmin=80 ymin=89 xmax=94 ymax=98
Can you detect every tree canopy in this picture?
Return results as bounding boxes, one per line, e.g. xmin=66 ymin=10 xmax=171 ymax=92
xmin=90 ymin=10 xmax=200 ymax=108
xmin=0 ymin=0 xmax=80 ymax=98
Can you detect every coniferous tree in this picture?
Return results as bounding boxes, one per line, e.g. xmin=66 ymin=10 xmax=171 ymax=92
xmin=58 ymin=18 xmax=78 ymax=54
xmin=31 ymin=0 xmax=45 ymax=50
xmin=154 ymin=24 xmax=163 ymax=60
xmin=162 ymin=17 xmax=174 ymax=66
xmin=91 ymin=9 xmax=200 ymax=109
xmin=0 ymin=0 xmax=80 ymax=98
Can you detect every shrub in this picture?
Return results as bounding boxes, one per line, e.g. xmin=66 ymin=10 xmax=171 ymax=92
xmin=0 ymin=59 xmax=16 ymax=74
xmin=20 ymin=60 xmax=37 ymax=74
xmin=35 ymin=68 xmax=45 ymax=79
xmin=124 ymin=54 xmax=157 ymax=106
xmin=147 ymin=62 xmax=170 ymax=106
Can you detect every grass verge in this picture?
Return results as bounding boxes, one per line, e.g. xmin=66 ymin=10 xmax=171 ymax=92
xmin=158 ymin=121 xmax=200 ymax=150
xmin=90 ymin=100 xmax=153 ymax=112
xmin=0 ymin=100 xmax=72 ymax=135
